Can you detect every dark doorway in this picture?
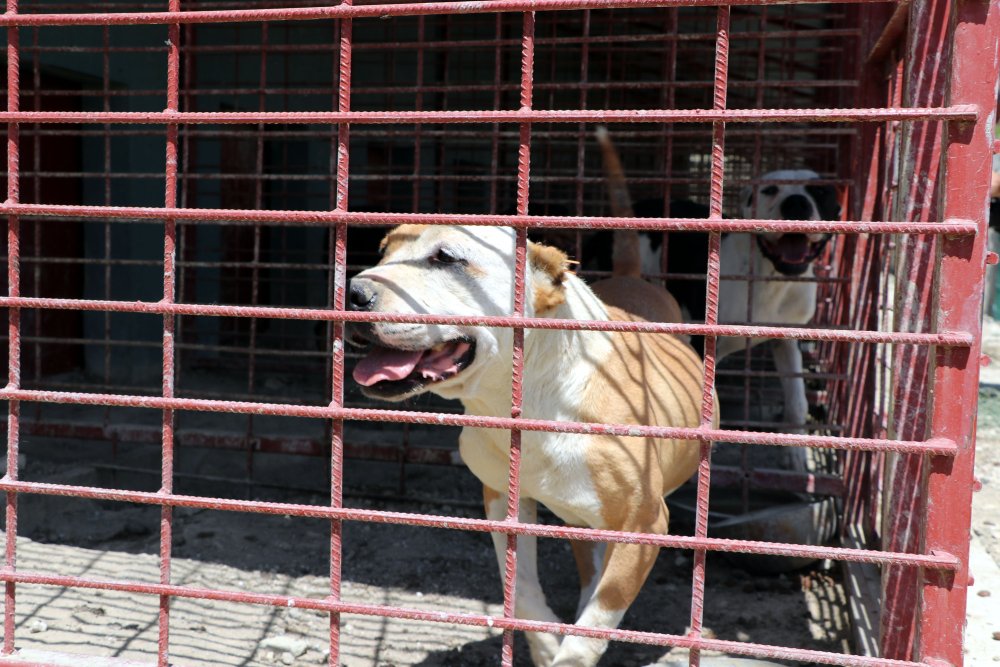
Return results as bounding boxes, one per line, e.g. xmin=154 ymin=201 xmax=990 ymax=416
xmin=1 ymin=67 xmax=85 ymax=379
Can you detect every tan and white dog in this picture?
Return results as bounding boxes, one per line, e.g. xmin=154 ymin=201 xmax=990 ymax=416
xmin=347 ymin=224 xmax=712 ymax=666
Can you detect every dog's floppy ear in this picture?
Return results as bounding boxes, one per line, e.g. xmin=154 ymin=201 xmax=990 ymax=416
xmin=379 ymin=224 xmax=429 ymax=256
xmin=528 ymin=241 xmax=569 ymax=313
xmin=806 ymin=184 xmax=842 ymax=221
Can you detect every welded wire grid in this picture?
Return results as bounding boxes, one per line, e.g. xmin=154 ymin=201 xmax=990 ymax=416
xmin=0 ymin=2 xmax=957 ymax=508
xmin=0 ymin=5 xmax=866 ymax=494
xmin=0 ymin=1 xmax=996 ymax=666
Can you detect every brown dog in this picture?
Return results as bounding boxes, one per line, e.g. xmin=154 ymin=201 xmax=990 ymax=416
xmin=347 ymin=223 xmax=712 ymax=666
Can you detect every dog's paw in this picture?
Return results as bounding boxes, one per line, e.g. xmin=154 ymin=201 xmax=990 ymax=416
xmin=527 ymin=632 xmax=561 ymax=667
xmin=549 ymin=635 xmax=607 ymax=667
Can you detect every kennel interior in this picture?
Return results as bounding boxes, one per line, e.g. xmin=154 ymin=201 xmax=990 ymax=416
xmin=0 ymin=0 xmax=994 ymax=665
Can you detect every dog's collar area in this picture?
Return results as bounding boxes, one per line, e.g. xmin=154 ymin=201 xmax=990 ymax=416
xmin=755 ymin=234 xmax=830 ymax=276
xmin=353 ymin=338 xmax=477 ymax=400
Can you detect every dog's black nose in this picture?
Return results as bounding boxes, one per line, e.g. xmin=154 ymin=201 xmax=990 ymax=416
xmin=780 ymin=194 xmax=815 ymax=220
xmin=348 ymin=279 xmax=377 ymax=311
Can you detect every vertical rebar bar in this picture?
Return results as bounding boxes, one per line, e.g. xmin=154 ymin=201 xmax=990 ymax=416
xmin=500 ymin=11 xmax=533 ymax=666
xmin=158 ymin=1 xmax=182 ymax=664
xmin=3 ymin=0 xmax=20 ymax=653
xmin=689 ymin=7 xmax=728 ymax=667
xmin=329 ymin=6 xmax=353 ymax=665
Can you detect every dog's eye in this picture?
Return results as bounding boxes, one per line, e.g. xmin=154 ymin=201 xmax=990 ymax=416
xmin=761 ymin=185 xmax=779 ymax=197
xmin=430 ymin=248 xmax=462 ymax=265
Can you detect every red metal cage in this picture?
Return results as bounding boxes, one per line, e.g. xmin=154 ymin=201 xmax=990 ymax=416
xmin=0 ymin=0 xmax=996 ymax=665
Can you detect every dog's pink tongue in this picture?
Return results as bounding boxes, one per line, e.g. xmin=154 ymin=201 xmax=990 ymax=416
xmin=419 ymin=342 xmax=471 ymax=379
xmin=353 ymin=346 xmax=425 ymax=387
xmin=777 ymin=234 xmax=810 ymax=263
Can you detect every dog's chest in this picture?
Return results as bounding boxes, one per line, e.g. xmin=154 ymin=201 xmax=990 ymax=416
xmin=458 ymin=426 xmax=604 ymax=525
xmin=719 ymin=234 xmax=817 ymax=326
xmin=457 ymin=349 xmax=608 ymax=525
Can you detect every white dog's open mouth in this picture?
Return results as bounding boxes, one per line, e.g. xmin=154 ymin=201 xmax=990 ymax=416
xmin=757 ymin=234 xmax=829 ymax=276
xmin=352 ymin=339 xmax=476 ymax=398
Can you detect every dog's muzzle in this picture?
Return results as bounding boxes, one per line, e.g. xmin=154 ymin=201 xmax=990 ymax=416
xmin=345 ymin=278 xmax=477 ymax=400
xmin=349 ymin=278 xmax=377 ymax=311
xmin=349 ymin=336 xmax=477 ymax=400
xmin=756 ymin=234 xmax=830 ymax=276
xmin=346 ymin=277 xmax=379 ymax=348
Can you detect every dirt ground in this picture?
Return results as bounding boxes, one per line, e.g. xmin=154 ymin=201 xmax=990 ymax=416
xmin=7 ymin=325 xmax=1000 ymax=665
xmin=973 ymin=317 xmax=1000 ymax=572
xmin=973 ymin=387 xmax=1000 ymax=567
xmin=0 ymin=423 xmax=852 ymax=667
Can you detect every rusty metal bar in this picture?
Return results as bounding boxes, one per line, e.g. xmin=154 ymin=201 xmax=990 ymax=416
xmin=0 ymin=296 xmax=973 ymax=346
xmin=0 ymin=387 xmax=960 ymax=456
xmin=329 ymin=5 xmax=353 ymax=663
xmin=879 ymin=0 xmax=950 ymax=656
xmin=866 ymin=0 xmax=911 ymax=64
xmin=0 ymin=1 xmax=915 ymax=27
xmin=0 ymin=106 xmax=978 ymax=124
xmin=0 ymin=478 xmax=961 ymax=571
xmin=499 ymin=12 xmax=534 ymax=664
xmin=156 ymin=1 xmax=181 ymax=663
xmin=918 ymin=0 xmax=1000 ymax=664
xmin=689 ymin=7 xmax=729 ymax=666
xmin=3 ymin=0 xmax=20 ymax=655
xmin=7 ymin=25 xmax=854 ymax=54
xmin=0 ymin=566 xmax=952 ymax=667
xmin=0 ymin=203 xmax=977 ymax=234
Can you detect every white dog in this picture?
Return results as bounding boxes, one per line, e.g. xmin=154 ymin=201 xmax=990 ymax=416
xmin=719 ymin=170 xmax=837 ymax=437
xmin=348 ymin=224 xmax=712 ymax=666
xmin=591 ymin=135 xmax=839 ymax=436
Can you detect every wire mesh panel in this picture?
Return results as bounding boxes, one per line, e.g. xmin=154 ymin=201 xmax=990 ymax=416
xmin=0 ymin=2 xmax=869 ymax=498
xmin=0 ymin=0 xmax=995 ymax=666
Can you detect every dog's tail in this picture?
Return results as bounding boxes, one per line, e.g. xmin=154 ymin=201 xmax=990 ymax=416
xmin=595 ymin=126 xmax=641 ymax=278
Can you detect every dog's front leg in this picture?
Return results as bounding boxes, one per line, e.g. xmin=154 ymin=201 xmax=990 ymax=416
xmin=484 ymin=486 xmax=562 ymax=666
xmin=569 ymin=539 xmax=606 ymax=621
xmin=771 ymin=337 xmax=808 ymax=432
xmin=550 ymin=500 xmax=669 ymax=667
xmin=771 ymin=337 xmax=810 ymax=470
